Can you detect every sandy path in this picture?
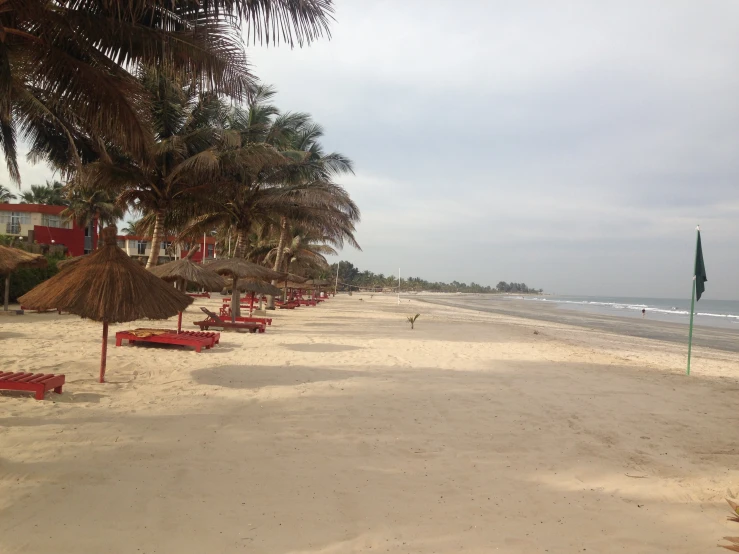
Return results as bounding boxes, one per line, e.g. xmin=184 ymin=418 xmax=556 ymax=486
xmin=1 ymin=294 xmax=738 ymax=553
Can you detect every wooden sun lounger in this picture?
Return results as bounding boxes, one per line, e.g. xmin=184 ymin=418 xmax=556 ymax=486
xmin=217 ymin=307 xmax=272 ymax=326
xmin=187 ymin=292 xmax=211 ymax=298
xmin=115 ymin=329 xmax=220 ymax=352
xmin=0 ymin=372 xmax=65 ymax=400
xmin=194 ymin=307 xmax=266 ymax=333
xmin=20 ymin=305 xmax=63 ymax=314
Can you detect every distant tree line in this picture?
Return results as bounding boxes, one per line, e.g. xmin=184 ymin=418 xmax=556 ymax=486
xmin=322 ymin=261 xmax=543 ymax=294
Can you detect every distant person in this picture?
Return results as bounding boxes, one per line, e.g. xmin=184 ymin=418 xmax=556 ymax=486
xmin=642 ymin=308 xmax=646 ymax=318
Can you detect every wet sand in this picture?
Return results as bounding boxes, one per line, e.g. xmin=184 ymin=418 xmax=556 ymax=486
xmin=419 ymin=295 xmax=739 ymax=353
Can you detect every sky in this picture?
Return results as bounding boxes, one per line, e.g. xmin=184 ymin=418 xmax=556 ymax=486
xmin=4 ymin=1 xmax=739 ymax=298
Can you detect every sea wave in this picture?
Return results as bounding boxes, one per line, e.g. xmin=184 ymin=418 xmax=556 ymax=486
xmin=528 ymin=297 xmax=739 ymax=320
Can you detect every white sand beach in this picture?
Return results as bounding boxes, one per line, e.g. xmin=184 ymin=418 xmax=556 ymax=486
xmin=1 ymin=294 xmax=738 ymax=553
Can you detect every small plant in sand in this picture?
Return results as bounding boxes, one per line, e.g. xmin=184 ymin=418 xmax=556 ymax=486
xmin=407 ymin=313 xmax=420 ymax=329
xmin=719 ymin=497 xmax=739 ymax=551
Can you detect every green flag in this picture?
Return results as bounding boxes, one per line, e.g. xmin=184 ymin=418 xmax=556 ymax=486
xmin=694 ymin=231 xmax=707 ymax=301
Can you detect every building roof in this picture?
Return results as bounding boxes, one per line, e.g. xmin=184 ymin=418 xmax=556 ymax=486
xmin=0 ymin=203 xmax=66 ymax=215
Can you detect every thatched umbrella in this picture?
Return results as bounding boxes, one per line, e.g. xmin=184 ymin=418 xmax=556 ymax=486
xmin=236 ymin=280 xmax=283 ymax=316
xmin=206 ymin=258 xmax=284 ymax=322
xmin=19 ymin=226 xmax=192 ymax=383
xmin=306 ymin=278 xmax=330 ymax=299
xmin=57 ymin=255 xmax=86 ymax=271
xmin=0 ymin=245 xmax=47 ymax=311
xmin=149 ymin=248 xmax=225 ymax=332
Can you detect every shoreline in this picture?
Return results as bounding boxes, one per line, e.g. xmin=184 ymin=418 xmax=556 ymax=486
xmin=414 ymin=293 xmax=739 ymax=353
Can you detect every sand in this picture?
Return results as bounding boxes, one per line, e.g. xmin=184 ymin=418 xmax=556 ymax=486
xmin=1 ymin=294 xmax=738 ymax=553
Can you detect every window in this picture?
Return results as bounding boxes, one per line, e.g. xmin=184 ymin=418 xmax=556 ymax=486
xmin=41 ymin=214 xmax=69 ymax=228
xmin=1 ymin=211 xmax=30 ymax=234
xmin=207 ymin=244 xmax=214 ymax=258
xmin=161 ymin=241 xmax=171 ymax=251
xmin=137 ymin=240 xmax=147 ymax=255
xmin=116 ymin=240 xmax=125 ymax=248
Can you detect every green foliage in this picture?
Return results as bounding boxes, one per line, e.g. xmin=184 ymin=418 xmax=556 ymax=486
xmin=407 ymin=313 xmax=420 ymax=329
xmin=19 ymin=181 xmax=67 ymax=205
xmin=5 ymin=255 xmax=63 ymax=302
xmin=0 ymin=185 xmax=16 ymax=203
xmin=324 ymin=261 xmax=544 ymax=294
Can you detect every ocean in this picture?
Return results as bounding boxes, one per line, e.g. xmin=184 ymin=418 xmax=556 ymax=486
xmin=524 ymin=295 xmax=739 ymax=329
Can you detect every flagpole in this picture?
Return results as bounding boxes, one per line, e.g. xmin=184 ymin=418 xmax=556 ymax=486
xmin=686 ymin=225 xmax=700 ymax=375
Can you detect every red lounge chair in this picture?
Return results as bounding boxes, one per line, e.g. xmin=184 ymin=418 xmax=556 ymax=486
xmin=187 ymin=292 xmax=211 ymax=299
xmin=295 ymin=299 xmax=317 ymax=306
xmin=194 ymin=307 xmax=266 ymax=333
xmin=115 ymin=329 xmax=220 ymax=353
xmin=218 ymin=307 xmax=272 ymax=326
xmin=0 ymin=372 xmax=65 ymax=400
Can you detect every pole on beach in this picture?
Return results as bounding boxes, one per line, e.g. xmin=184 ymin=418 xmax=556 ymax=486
xmin=397 ymin=267 xmax=400 ymax=304
xmin=686 ymin=226 xmax=700 ymax=375
xmin=334 ymin=262 xmax=340 ymax=296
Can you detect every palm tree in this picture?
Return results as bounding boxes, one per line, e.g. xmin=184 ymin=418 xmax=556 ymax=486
xmin=0 ymin=185 xmax=15 ymax=203
xmin=2 ymin=0 xmax=334 ymax=183
xmin=62 ymin=186 xmax=123 ymax=248
xmin=121 ymin=220 xmax=141 ymax=236
xmin=76 ymin=69 xmax=231 ymax=267
xmin=267 ymin=119 xmax=358 ymax=276
xmin=18 ymin=181 xmax=67 ymax=205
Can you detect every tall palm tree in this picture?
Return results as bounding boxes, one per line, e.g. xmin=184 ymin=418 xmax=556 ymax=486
xmin=1 ymin=0 xmax=334 ymax=183
xmin=76 ymin=69 xmax=231 ymax=267
xmin=62 ymin=186 xmax=123 ymax=248
xmin=0 ymin=185 xmax=16 ymax=203
xmin=19 ymin=181 xmax=67 ymax=205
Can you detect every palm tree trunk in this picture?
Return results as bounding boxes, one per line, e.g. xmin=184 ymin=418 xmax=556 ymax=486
xmin=3 ymin=274 xmax=10 ymax=311
xmin=146 ymin=210 xmax=165 ymax=268
xmin=231 ymin=227 xmax=248 ymax=319
xmin=267 ymin=216 xmax=289 ymax=309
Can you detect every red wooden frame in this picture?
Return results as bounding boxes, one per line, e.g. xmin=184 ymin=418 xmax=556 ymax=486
xmin=0 ymin=372 xmax=65 ymax=400
xmin=115 ymin=330 xmax=220 ymax=352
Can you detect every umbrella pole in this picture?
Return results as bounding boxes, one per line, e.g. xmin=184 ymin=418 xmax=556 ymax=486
xmin=249 ymin=292 xmax=254 ymax=317
xmin=3 ymin=274 xmax=9 ymax=311
xmin=177 ymin=311 xmax=183 ymax=333
xmin=100 ymin=321 xmax=109 ymax=383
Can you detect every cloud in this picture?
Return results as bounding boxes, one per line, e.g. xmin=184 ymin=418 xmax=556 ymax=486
xmin=5 ymin=1 xmax=739 ymax=298
xmin=248 ymin=0 xmax=739 ymax=297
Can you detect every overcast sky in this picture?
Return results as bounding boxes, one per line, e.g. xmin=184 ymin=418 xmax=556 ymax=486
xmin=5 ymin=1 xmax=739 ymax=298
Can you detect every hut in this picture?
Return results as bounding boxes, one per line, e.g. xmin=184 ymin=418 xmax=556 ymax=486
xmin=149 ymin=248 xmax=225 ymax=331
xmin=19 ymin=226 xmax=192 ymax=382
xmin=206 ymin=258 xmax=284 ymax=321
xmin=0 ymin=245 xmax=47 ymax=313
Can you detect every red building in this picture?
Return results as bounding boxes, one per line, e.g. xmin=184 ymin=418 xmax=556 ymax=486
xmin=0 ymin=203 xmax=96 ymax=256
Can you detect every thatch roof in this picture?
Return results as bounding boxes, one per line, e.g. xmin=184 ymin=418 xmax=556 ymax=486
xmin=282 ymin=273 xmax=308 ymax=284
xmin=18 ymin=226 xmax=192 ymax=323
xmin=284 ymin=281 xmax=314 ymax=289
xmin=149 ymin=258 xmax=226 ymax=291
xmin=305 ymin=279 xmax=330 ymax=286
xmin=0 ymin=245 xmax=47 ymax=274
xmin=206 ymin=258 xmax=285 ymax=281
xmin=225 ymin=279 xmax=282 ymax=296
xmin=57 ymin=255 xmax=86 ymax=270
